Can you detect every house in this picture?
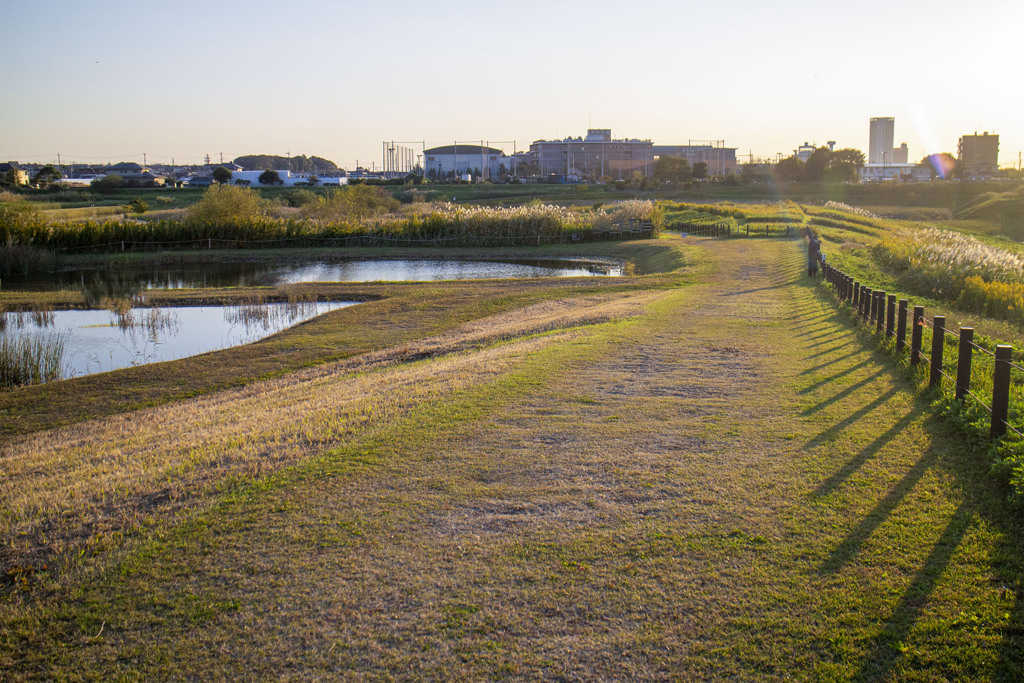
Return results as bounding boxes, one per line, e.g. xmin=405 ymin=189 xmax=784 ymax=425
xmin=103 ymin=162 xmax=168 ymax=187
xmin=0 ymin=162 xmax=29 ymax=186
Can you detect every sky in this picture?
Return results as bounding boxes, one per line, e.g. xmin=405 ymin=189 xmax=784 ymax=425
xmin=1 ymin=0 xmax=1021 ymax=170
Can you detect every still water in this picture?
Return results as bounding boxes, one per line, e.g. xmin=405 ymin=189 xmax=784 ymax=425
xmin=2 ymin=301 xmax=355 ymax=380
xmin=5 ymin=258 xmax=622 ymax=292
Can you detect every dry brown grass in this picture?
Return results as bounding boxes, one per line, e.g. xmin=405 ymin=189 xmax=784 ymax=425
xmin=0 ymin=291 xmax=658 ymax=577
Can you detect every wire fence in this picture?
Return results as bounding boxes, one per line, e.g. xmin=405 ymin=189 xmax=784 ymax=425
xmin=674 ymin=222 xmax=797 ymax=238
xmin=807 ymin=229 xmax=1022 ymax=440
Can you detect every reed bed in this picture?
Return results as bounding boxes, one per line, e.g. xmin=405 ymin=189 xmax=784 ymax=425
xmin=0 ymin=330 xmax=67 ymax=390
xmin=874 ymin=226 xmax=1024 ymax=308
xmin=1 ymin=187 xmax=663 ymax=258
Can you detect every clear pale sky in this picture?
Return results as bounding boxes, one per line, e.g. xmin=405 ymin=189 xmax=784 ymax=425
xmin=1 ymin=0 xmax=1020 ymax=169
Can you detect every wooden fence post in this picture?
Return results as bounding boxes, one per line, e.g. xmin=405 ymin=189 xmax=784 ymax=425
xmin=930 ymin=316 xmax=945 ymax=388
xmin=911 ymin=306 xmax=924 ymax=365
xmin=853 ymin=281 xmax=860 ymax=308
xmin=886 ymin=295 xmax=896 ymax=337
xmin=896 ymin=299 xmax=908 ymax=352
xmin=991 ymin=345 xmax=1013 ymax=439
xmin=876 ymin=292 xmax=886 ymax=334
xmin=956 ymin=328 xmax=974 ymax=400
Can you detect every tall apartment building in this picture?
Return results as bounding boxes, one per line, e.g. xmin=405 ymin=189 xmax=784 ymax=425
xmin=530 ymin=129 xmax=653 ymax=180
xmin=869 ymin=117 xmax=895 ymax=164
xmin=958 ymin=132 xmax=999 ymax=180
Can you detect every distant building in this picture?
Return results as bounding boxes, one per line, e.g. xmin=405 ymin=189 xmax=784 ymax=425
xmin=869 ymin=117 xmax=895 ymax=164
xmin=227 ymin=170 xmax=347 ymax=187
xmin=893 ymin=143 xmax=909 ymax=164
xmin=423 ymin=144 xmax=509 ymax=181
xmin=0 ymin=162 xmax=29 ymax=186
xmin=958 ymin=132 xmax=999 ymax=180
xmin=103 ymin=162 xmax=168 ymax=186
xmin=533 ymin=129 xmax=654 ymax=181
xmin=652 ymin=141 xmax=738 ymax=175
xmin=858 ymin=163 xmax=928 ymax=183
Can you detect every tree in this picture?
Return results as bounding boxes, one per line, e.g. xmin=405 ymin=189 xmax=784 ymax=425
xmin=212 ymin=166 xmax=233 ymax=184
xmin=803 ymin=147 xmax=831 ymax=182
xmin=774 ymin=156 xmax=805 ymax=182
xmin=692 ymin=161 xmax=709 ymax=180
xmin=653 ymin=155 xmax=692 ymax=184
xmin=258 ymin=169 xmax=282 ymax=186
xmin=128 ymin=198 xmax=148 ymax=214
xmin=32 ymin=164 xmax=61 ymax=187
xmin=307 ymin=175 xmax=320 ymax=186
xmin=919 ymin=153 xmax=958 ymax=180
xmin=91 ymin=174 xmax=123 ymax=193
xmin=826 ymin=148 xmax=865 ymax=182
xmin=741 ymin=163 xmax=773 ymax=184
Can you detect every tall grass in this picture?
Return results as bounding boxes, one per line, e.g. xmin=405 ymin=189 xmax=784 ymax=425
xmin=1 ymin=190 xmax=662 ymax=252
xmin=0 ymin=331 xmax=66 ymax=389
xmin=873 ymin=226 xmax=1024 ymax=304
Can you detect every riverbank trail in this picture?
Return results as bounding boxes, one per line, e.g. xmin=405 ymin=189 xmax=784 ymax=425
xmin=3 ymin=237 xmax=1020 ymax=680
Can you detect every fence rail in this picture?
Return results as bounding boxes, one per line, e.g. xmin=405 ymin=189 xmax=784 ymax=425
xmin=675 ymin=223 xmax=796 ymax=238
xmin=807 ymin=229 xmax=1019 ymax=439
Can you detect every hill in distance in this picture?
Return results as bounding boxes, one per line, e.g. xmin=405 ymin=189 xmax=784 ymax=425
xmin=232 ymin=154 xmax=338 ymax=173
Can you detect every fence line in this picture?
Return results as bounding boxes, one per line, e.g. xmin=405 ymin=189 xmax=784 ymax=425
xmin=807 ymin=229 xmax=1020 ymax=440
xmin=675 ymin=223 xmax=797 ymax=239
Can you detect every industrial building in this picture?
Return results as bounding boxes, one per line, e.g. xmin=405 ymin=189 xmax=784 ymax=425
xmin=958 ymin=132 xmax=999 ymax=180
xmin=652 ymin=142 xmax=738 ymax=175
xmin=531 ymin=129 xmax=653 ymax=181
xmin=423 ymin=144 xmax=510 ymax=181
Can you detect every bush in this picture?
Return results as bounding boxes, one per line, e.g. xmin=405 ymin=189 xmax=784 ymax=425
xmin=187 ymin=185 xmax=269 ymax=224
xmin=300 ymin=185 xmax=400 ymax=223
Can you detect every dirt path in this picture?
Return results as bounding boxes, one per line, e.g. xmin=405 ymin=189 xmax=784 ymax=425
xmin=4 ymin=237 xmax=1021 ymax=680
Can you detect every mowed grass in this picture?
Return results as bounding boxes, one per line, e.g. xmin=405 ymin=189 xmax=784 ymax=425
xmin=1 ymin=238 xmax=1022 ymax=679
xmin=0 ymin=240 xmax=692 ymax=438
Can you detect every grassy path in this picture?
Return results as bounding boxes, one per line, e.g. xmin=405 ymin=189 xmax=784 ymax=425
xmin=3 ymin=237 xmax=1022 ymax=679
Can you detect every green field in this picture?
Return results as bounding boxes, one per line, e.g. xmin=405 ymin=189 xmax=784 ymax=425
xmin=2 ymin=190 xmax=1024 ymax=678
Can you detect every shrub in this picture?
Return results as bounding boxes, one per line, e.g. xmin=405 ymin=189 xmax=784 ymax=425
xmin=187 ymin=184 xmax=269 ymax=224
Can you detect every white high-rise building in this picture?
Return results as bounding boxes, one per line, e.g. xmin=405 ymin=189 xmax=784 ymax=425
xmin=869 ymin=117 xmax=895 ymax=164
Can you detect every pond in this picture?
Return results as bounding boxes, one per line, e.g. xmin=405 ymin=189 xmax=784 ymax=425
xmin=3 ymin=258 xmax=622 ymax=293
xmin=1 ymin=301 xmax=355 ymax=382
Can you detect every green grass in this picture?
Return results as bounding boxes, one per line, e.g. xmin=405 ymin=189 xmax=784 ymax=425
xmin=1 ymin=237 xmax=1021 ymax=679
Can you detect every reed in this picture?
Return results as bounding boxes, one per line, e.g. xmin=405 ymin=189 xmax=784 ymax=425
xmin=873 ymin=226 xmax=1024 ymax=307
xmin=0 ymin=331 xmax=67 ymax=389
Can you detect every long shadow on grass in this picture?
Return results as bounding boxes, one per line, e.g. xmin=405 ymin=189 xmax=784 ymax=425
xmin=801 ymin=370 xmax=888 ymax=416
xmin=811 ymin=404 xmax=926 ymax=499
xmin=722 ymin=283 xmax=791 ymax=296
xmin=807 ymin=277 xmax=1024 ymax=677
xmin=819 ymin=424 xmax=940 ymax=576
xmin=799 ymin=349 xmax=866 ymax=376
xmin=853 ymin=500 xmax=973 ymax=679
xmin=798 ymin=359 xmax=874 ymax=395
xmin=803 ymin=387 xmax=900 ymax=449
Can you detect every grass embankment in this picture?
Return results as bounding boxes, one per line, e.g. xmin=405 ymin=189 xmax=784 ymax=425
xmin=1 ymin=237 xmax=1021 ymax=678
xmin=0 ymin=240 xmax=688 ymax=437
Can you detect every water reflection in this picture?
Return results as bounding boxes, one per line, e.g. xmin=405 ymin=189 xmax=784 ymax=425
xmin=0 ymin=301 xmax=355 ymax=381
xmin=4 ymin=258 xmax=621 ymax=292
